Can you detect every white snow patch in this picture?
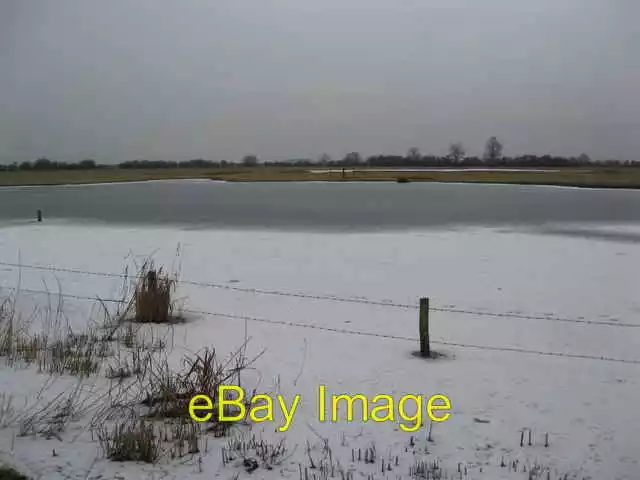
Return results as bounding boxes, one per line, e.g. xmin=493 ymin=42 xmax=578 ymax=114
xmin=0 ymin=178 xmax=213 ymax=191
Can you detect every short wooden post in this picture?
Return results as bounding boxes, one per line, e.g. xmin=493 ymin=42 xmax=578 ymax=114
xmin=419 ymin=297 xmax=430 ymax=357
xmin=36 ymin=209 xmax=42 ymax=222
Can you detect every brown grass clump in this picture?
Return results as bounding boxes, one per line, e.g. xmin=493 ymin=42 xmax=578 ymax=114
xmin=0 ymin=295 xmax=16 ymax=357
xmin=97 ymin=418 xmax=161 ymax=463
xmin=142 ymin=347 xmax=238 ymax=419
xmin=133 ymin=262 xmax=176 ymax=324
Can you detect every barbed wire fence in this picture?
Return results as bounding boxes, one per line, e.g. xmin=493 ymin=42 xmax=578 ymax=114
xmin=1 ymin=260 xmax=637 ymax=328
xmin=0 ymin=260 xmax=639 ymax=366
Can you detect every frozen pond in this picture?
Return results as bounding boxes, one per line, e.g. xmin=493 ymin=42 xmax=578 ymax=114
xmin=1 ymin=180 xmax=640 ymax=233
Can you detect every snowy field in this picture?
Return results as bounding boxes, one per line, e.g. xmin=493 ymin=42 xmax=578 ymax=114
xmin=0 ymin=221 xmax=639 ymax=479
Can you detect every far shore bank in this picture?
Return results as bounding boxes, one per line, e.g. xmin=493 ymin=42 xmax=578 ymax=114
xmin=2 ymin=166 xmax=640 ymax=189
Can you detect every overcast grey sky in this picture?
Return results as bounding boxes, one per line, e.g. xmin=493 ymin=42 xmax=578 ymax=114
xmin=1 ymin=0 xmax=638 ymax=163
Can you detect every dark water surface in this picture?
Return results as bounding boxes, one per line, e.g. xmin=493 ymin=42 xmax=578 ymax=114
xmin=1 ymin=180 xmax=639 ymax=232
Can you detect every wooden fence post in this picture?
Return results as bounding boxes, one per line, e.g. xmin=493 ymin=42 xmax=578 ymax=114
xmin=419 ymin=297 xmax=430 ymax=357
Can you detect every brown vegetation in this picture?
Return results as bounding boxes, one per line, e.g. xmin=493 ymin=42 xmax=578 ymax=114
xmin=210 ymin=166 xmax=640 ymax=188
xmin=133 ymin=263 xmax=176 ymax=324
xmin=2 ymin=165 xmax=640 ymax=188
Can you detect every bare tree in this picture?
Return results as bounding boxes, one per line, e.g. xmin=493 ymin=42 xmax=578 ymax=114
xmin=578 ymin=153 xmax=592 ymax=165
xmin=242 ymin=155 xmax=258 ymax=167
xmin=318 ymin=153 xmax=332 ymax=165
xmin=406 ymin=147 xmax=421 ymax=161
xmin=483 ymin=137 xmax=503 ymax=163
xmin=343 ymin=152 xmax=362 ymax=165
xmin=448 ymin=142 xmax=466 ymax=164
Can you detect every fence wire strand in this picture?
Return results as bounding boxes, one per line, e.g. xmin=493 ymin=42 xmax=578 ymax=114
xmin=3 ymin=285 xmax=640 ymax=366
xmin=0 ymin=260 xmax=638 ymax=328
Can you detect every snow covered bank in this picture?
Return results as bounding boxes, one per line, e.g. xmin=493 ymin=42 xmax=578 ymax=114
xmin=0 ymin=223 xmax=638 ymax=479
xmin=0 ymin=178 xmax=213 ymax=191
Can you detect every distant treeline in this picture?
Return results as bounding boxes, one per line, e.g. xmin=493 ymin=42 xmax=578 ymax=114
xmin=2 ymin=155 xmax=639 ymax=171
xmin=0 ymin=158 xmax=227 ymax=171
xmin=1 ymin=158 xmax=101 ymax=171
xmin=267 ymin=155 xmax=640 ymax=168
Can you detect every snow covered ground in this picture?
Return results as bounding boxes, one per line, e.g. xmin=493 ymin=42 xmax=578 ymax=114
xmin=0 ymin=221 xmax=638 ymax=479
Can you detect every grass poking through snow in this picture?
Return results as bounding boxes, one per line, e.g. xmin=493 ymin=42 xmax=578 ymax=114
xmin=97 ymin=418 xmax=161 ymax=463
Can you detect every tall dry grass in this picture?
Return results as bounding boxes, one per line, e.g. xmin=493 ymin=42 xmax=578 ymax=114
xmin=132 ymin=262 xmax=177 ymax=324
xmin=0 ymin=258 xmax=266 ymax=467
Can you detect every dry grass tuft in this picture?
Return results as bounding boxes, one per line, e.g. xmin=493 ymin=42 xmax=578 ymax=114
xmin=141 ymin=346 xmax=244 ymax=419
xmin=96 ymin=416 xmax=206 ymax=463
xmin=17 ymin=382 xmax=87 ymax=439
xmin=133 ymin=262 xmax=176 ymax=324
xmin=0 ymin=393 xmax=15 ymax=429
xmin=0 ymin=290 xmax=106 ymax=377
xmin=105 ymin=346 xmax=149 ymax=382
xmin=0 ymin=295 xmax=17 ymax=358
xmin=97 ymin=418 xmax=161 ymax=463
xmin=166 ymin=417 xmax=202 ymax=459
xmin=223 ymin=434 xmax=290 ymax=471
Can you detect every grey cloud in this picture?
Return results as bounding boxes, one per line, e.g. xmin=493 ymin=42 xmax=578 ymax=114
xmin=1 ymin=0 xmax=638 ymax=162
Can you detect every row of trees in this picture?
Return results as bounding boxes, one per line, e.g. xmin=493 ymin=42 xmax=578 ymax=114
xmin=2 ymin=138 xmax=638 ymax=170
xmin=0 ymin=157 xmax=261 ymax=171
xmin=0 ymin=157 xmax=98 ymax=171
xmin=118 ymin=159 xmax=231 ymax=169
xmin=120 ymin=157 xmax=261 ymax=168
xmin=0 ymin=158 xmax=227 ymax=171
xmin=265 ymin=137 xmax=632 ymax=167
xmin=266 ymin=138 xmax=631 ymax=167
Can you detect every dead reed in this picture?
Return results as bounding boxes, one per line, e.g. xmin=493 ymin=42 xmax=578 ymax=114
xmin=97 ymin=418 xmax=161 ymax=463
xmin=132 ymin=262 xmax=177 ymax=324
